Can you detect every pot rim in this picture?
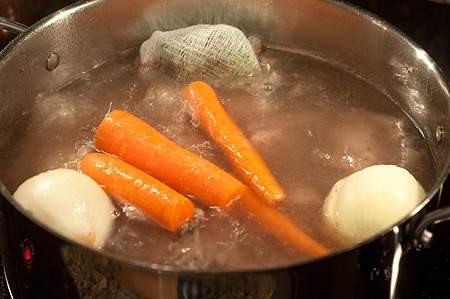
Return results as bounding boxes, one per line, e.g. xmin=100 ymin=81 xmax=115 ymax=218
xmin=1 ymin=0 xmax=450 ymax=275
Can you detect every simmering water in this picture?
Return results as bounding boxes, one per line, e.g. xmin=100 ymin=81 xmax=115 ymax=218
xmin=0 ymin=46 xmax=436 ymax=270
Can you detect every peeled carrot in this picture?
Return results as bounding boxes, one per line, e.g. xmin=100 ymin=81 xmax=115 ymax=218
xmin=184 ymin=81 xmax=285 ymax=204
xmin=80 ymin=152 xmax=194 ymax=232
xmin=94 ymin=110 xmax=328 ymax=256
xmin=94 ymin=110 xmax=248 ymax=209
xmin=239 ymin=191 xmax=329 ymax=256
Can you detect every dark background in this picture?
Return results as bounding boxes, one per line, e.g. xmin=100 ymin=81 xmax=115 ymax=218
xmin=0 ymin=0 xmax=76 ymax=49
xmin=1 ymin=0 xmax=450 ymax=298
xmin=347 ymin=0 xmax=450 ymax=80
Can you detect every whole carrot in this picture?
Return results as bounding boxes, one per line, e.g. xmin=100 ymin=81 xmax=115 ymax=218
xmin=184 ymin=81 xmax=285 ymax=204
xmin=240 ymin=191 xmax=329 ymax=256
xmin=94 ymin=110 xmax=328 ymax=256
xmin=94 ymin=110 xmax=248 ymax=209
xmin=80 ymin=153 xmax=194 ymax=232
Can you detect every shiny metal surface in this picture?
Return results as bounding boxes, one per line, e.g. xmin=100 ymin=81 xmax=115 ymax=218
xmin=0 ymin=0 xmax=450 ymax=297
xmin=413 ymin=207 xmax=450 ymax=249
xmin=1 ymin=0 xmax=449 ymax=265
xmin=0 ymin=17 xmax=28 ymax=34
xmin=428 ymin=0 xmax=450 ymax=4
xmin=0 ymin=0 xmax=77 ymax=48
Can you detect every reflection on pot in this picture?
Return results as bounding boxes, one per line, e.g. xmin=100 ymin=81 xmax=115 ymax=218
xmin=1 ymin=0 xmax=450 ymax=298
xmin=0 ymin=0 xmax=77 ymax=49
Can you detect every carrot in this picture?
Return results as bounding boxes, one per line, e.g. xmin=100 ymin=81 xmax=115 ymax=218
xmin=239 ymin=191 xmax=329 ymax=256
xmin=94 ymin=110 xmax=248 ymax=209
xmin=184 ymin=81 xmax=285 ymax=204
xmin=94 ymin=110 xmax=328 ymax=256
xmin=80 ymin=152 xmax=194 ymax=232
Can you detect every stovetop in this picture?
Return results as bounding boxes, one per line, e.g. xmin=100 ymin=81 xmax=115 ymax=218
xmin=1 ymin=0 xmax=449 ymax=298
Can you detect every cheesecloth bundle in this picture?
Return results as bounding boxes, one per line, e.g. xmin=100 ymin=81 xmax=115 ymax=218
xmin=139 ymin=24 xmax=261 ymax=81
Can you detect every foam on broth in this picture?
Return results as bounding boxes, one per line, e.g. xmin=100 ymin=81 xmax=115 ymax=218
xmin=0 ymin=46 xmax=436 ymax=270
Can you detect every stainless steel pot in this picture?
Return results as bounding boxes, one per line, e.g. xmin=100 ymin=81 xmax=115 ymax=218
xmin=1 ymin=0 xmax=450 ymax=298
xmin=0 ymin=0 xmax=78 ymax=49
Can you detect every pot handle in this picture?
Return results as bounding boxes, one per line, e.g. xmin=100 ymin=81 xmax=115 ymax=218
xmin=427 ymin=0 xmax=450 ymax=4
xmin=411 ymin=206 xmax=450 ymax=250
xmin=0 ymin=17 xmax=28 ymax=35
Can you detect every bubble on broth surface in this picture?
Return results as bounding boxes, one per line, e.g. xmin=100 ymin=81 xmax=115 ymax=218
xmin=137 ymin=75 xmax=186 ymax=125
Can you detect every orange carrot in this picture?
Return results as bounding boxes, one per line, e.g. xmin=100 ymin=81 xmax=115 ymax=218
xmin=94 ymin=110 xmax=248 ymax=209
xmin=94 ymin=110 xmax=328 ymax=256
xmin=240 ymin=191 xmax=329 ymax=256
xmin=184 ymin=81 xmax=285 ymax=204
xmin=80 ymin=153 xmax=194 ymax=232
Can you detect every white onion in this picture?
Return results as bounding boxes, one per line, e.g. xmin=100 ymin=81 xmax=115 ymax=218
xmin=323 ymin=164 xmax=426 ymax=244
xmin=13 ymin=168 xmax=115 ymax=248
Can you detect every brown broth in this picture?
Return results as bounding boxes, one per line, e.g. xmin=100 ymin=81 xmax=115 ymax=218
xmin=0 ymin=47 xmax=436 ymax=270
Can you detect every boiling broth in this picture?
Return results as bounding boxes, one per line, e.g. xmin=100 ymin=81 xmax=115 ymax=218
xmin=0 ymin=46 xmax=436 ymax=270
